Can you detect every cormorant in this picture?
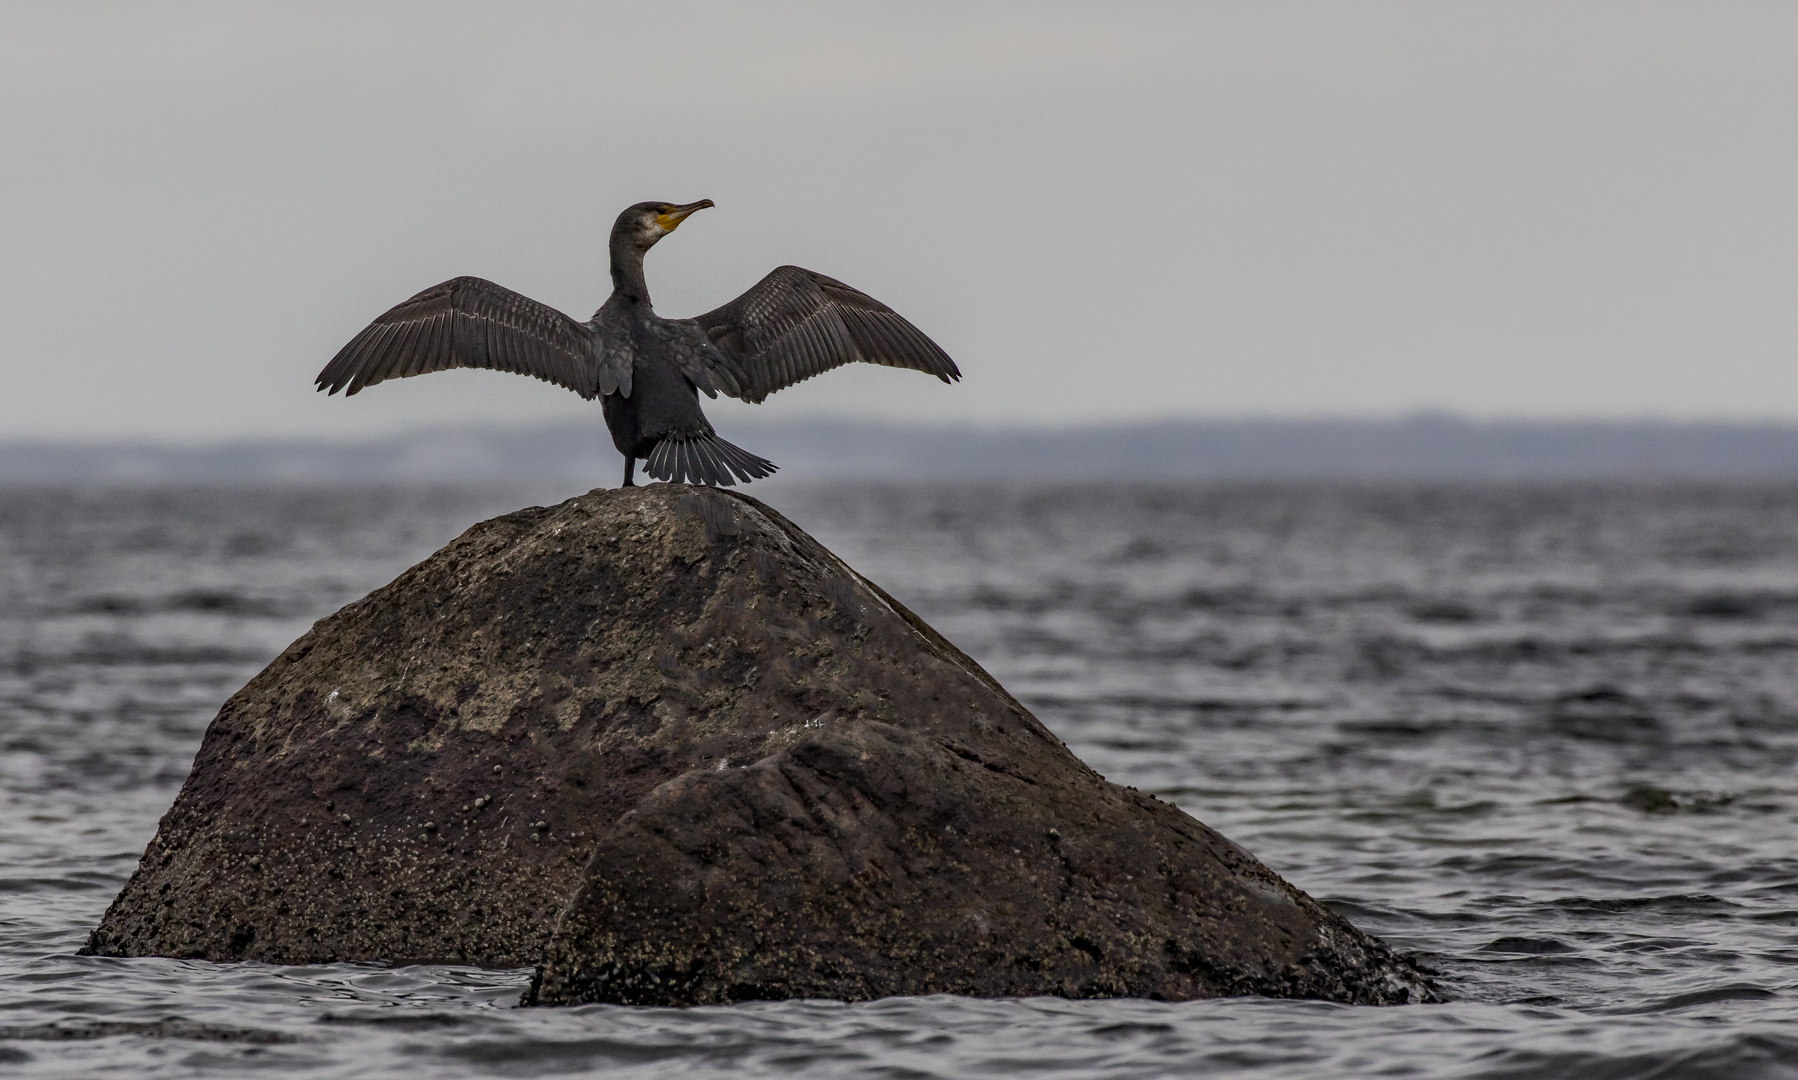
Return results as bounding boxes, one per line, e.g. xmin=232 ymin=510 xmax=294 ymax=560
xmin=315 ymin=200 xmax=960 ymax=486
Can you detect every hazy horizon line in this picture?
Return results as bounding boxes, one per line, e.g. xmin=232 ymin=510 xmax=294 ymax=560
xmin=14 ymin=411 xmax=1798 ymax=452
xmin=13 ymin=415 xmax=1798 ymax=484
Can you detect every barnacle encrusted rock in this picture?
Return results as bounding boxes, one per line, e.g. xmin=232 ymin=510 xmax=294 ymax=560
xmin=85 ymin=484 xmax=1433 ymax=1006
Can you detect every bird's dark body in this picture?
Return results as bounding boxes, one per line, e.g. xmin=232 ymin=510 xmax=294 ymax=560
xmin=599 ymin=303 xmax=719 ymax=490
xmin=315 ymin=200 xmax=960 ymax=487
xmin=597 ymin=299 xmax=710 ymax=458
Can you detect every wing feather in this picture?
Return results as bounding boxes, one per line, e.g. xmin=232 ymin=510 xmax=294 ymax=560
xmin=411 ymin=310 xmax=441 ymax=378
xmin=471 ymin=313 xmax=498 ymax=371
xmin=690 ymin=265 xmax=960 ymax=404
xmin=316 ymin=276 xmax=596 ymax=398
xmin=390 ymin=314 xmax=427 ymax=381
xmin=495 ymin=312 xmax=521 ymax=376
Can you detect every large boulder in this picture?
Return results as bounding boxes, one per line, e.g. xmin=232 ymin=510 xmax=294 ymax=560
xmin=86 ymin=485 xmax=1434 ymax=1005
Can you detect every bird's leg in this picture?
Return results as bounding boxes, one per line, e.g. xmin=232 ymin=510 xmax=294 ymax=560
xmin=622 ymin=456 xmax=636 ymax=488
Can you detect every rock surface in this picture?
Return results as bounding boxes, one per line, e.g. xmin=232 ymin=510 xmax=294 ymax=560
xmin=86 ymin=485 xmax=1434 ymax=1006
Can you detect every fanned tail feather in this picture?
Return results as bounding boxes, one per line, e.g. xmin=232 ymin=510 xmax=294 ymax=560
xmin=644 ymin=432 xmax=778 ymax=487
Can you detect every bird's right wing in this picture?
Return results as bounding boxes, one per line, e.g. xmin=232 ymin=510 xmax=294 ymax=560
xmin=691 ymin=265 xmax=960 ymax=404
xmin=316 ymin=276 xmax=600 ymax=398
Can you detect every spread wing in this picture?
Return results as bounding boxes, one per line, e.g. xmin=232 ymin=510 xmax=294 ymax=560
xmin=691 ymin=266 xmax=960 ymax=404
xmin=316 ymin=276 xmax=598 ymax=398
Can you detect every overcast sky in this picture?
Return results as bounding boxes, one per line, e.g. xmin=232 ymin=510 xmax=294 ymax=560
xmin=3 ymin=1 xmax=1796 ymax=441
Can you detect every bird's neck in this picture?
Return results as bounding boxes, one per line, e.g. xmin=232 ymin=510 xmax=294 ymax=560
xmin=609 ymin=237 xmax=652 ymax=304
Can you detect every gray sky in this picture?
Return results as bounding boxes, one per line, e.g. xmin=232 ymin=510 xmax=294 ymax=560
xmin=3 ymin=1 xmax=1796 ymax=441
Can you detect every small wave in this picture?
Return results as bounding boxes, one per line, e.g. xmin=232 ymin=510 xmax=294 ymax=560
xmin=1621 ymin=985 xmax=1779 ymax=1014
xmin=1546 ymin=686 xmax=1664 ymax=742
xmin=1549 ymin=894 xmax=1742 ymax=915
xmin=1619 ymin=785 xmax=1737 ymax=815
xmin=41 ymin=642 xmax=273 ymax=667
xmin=1408 ymin=599 xmax=1485 ymax=624
xmin=0 ymin=1019 xmax=291 ymax=1044
xmin=1679 ymin=592 xmax=1791 ymax=620
xmin=72 ymin=590 xmax=298 ymax=618
xmin=443 ymin=1034 xmax=704 ymax=1068
xmin=1020 ymin=692 xmax=1320 ymax=713
xmin=317 ymin=1011 xmax=470 ymax=1030
xmin=1477 ymin=937 xmax=1578 ymax=955
xmin=1464 ymin=1030 xmax=1798 ymax=1080
xmin=0 ymin=874 xmax=130 ymax=896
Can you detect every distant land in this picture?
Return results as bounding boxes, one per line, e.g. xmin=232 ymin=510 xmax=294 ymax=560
xmin=9 ymin=416 xmax=1798 ymax=483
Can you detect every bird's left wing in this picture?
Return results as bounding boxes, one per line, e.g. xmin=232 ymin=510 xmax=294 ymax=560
xmin=316 ymin=276 xmax=599 ymax=398
xmin=689 ymin=265 xmax=959 ymax=404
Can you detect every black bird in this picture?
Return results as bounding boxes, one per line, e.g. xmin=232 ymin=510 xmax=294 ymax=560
xmin=315 ymin=200 xmax=960 ymax=487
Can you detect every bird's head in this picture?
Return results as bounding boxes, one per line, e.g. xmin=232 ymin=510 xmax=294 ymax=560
xmin=615 ymin=200 xmax=714 ymax=250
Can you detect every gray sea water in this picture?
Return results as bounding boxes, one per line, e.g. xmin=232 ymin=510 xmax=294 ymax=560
xmin=3 ymin=481 xmax=1797 ymax=1078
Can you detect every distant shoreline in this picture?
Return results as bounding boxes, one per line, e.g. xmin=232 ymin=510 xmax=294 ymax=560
xmin=9 ymin=416 xmax=1798 ymax=483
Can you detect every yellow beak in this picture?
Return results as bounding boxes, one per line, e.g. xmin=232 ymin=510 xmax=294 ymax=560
xmin=655 ymin=199 xmax=715 ymax=231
